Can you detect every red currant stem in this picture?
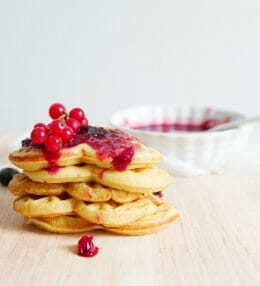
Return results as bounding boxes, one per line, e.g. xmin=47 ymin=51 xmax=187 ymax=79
xmin=59 ymin=113 xmax=68 ymax=120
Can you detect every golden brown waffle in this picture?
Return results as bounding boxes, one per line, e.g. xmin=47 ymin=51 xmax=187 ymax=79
xmin=9 ymin=140 xmax=162 ymax=171
xmin=26 ymin=216 xmax=100 ymax=234
xmin=13 ymin=195 xmax=75 ymax=217
xmin=14 ymin=195 xmax=159 ymax=227
xmin=106 ymin=203 xmax=179 ymax=235
xmin=9 ymin=174 xmax=141 ymax=203
xmin=24 ymin=165 xmax=171 ymax=193
xmin=25 ymin=202 xmax=179 ymax=235
xmin=74 ymin=198 xmax=157 ymax=227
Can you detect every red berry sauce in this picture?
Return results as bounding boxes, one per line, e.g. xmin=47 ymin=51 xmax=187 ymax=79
xmin=67 ymin=126 xmax=137 ymax=171
xmin=22 ymin=138 xmax=62 ymax=172
xmin=128 ymin=117 xmax=231 ymax=132
xmin=22 ymin=126 xmax=137 ymax=171
xmin=45 ymin=165 xmax=61 ymax=175
xmin=77 ymin=235 xmax=99 ymax=258
xmin=98 ymin=169 xmax=106 ymax=179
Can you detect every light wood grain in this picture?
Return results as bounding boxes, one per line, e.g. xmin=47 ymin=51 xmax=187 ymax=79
xmin=0 ymin=134 xmax=259 ymax=286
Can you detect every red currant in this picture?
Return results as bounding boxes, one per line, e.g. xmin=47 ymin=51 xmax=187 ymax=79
xmin=65 ymin=118 xmax=80 ymax=133
xmin=49 ymin=103 xmax=66 ymax=119
xmin=30 ymin=127 xmax=47 ymax=145
xmin=69 ymin=108 xmax=85 ymax=123
xmin=61 ymin=126 xmax=74 ymax=143
xmin=45 ymin=135 xmax=62 ymax=152
xmin=81 ymin=117 xmax=89 ymax=127
xmin=49 ymin=119 xmax=66 ymax=136
xmin=34 ymin=123 xmax=47 ymax=130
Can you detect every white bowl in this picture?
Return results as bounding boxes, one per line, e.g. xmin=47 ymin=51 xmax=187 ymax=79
xmin=110 ymin=105 xmax=252 ymax=176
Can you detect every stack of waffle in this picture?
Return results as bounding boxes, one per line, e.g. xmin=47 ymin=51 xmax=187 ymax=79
xmin=8 ymin=128 xmax=179 ymax=235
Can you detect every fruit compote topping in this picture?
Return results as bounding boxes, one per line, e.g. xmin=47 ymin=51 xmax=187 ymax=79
xmin=77 ymin=235 xmax=99 ymax=258
xmin=67 ymin=126 xmax=136 ymax=171
xmin=22 ymin=103 xmax=137 ymax=171
xmin=128 ymin=117 xmax=231 ymax=132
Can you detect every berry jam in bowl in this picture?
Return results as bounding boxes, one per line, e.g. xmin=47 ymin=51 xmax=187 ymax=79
xmin=111 ymin=105 xmax=253 ymax=175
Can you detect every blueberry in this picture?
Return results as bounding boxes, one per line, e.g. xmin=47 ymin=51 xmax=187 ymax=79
xmin=21 ymin=138 xmax=42 ymax=149
xmin=0 ymin=168 xmax=20 ymax=186
xmin=87 ymin=126 xmax=107 ymax=138
xmin=79 ymin=126 xmax=107 ymax=139
xmin=21 ymin=138 xmax=32 ymax=148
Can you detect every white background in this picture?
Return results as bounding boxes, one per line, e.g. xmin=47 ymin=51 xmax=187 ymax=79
xmin=0 ymin=0 xmax=259 ymax=132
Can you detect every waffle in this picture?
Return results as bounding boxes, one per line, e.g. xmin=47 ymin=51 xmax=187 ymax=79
xmin=13 ymin=195 xmax=75 ymax=217
xmin=9 ymin=140 xmax=162 ymax=171
xmin=25 ymin=202 xmax=179 ymax=235
xmin=24 ymin=165 xmax=171 ymax=194
xmin=14 ymin=195 xmax=159 ymax=227
xmin=74 ymin=198 xmax=157 ymax=227
xmin=26 ymin=216 xmax=100 ymax=234
xmin=9 ymin=174 xmax=141 ymax=203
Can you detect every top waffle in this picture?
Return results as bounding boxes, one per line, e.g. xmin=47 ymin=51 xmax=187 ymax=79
xmin=9 ymin=127 xmax=162 ymax=171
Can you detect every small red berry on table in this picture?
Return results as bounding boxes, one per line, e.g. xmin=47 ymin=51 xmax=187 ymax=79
xmin=77 ymin=236 xmax=99 ymax=258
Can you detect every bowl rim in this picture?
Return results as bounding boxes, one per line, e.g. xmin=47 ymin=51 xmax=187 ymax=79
xmin=110 ymin=105 xmax=248 ymax=137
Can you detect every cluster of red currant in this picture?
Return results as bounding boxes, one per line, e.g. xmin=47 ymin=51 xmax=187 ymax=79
xmin=30 ymin=103 xmax=88 ymax=152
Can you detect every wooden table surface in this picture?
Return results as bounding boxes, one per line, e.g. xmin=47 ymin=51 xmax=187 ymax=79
xmin=0 ymin=134 xmax=259 ymax=286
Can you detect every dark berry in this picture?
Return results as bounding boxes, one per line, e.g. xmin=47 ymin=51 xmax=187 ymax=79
xmin=22 ymin=138 xmax=32 ymax=148
xmin=87 ymin=126 xmax=107 ymax=139
xmin=21 ymin=138 xmax=43 ymax=149
xmin=78 ymin=126 xmax=89 ymax=134
xmin=0 ymin=168 xmax=19 ymax=186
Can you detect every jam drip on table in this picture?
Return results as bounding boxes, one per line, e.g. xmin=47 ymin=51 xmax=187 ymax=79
xmin=77 ymin=235 xmax=99 ymax=258
xmin=22 ymin=126 xmax=137 ymax=171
